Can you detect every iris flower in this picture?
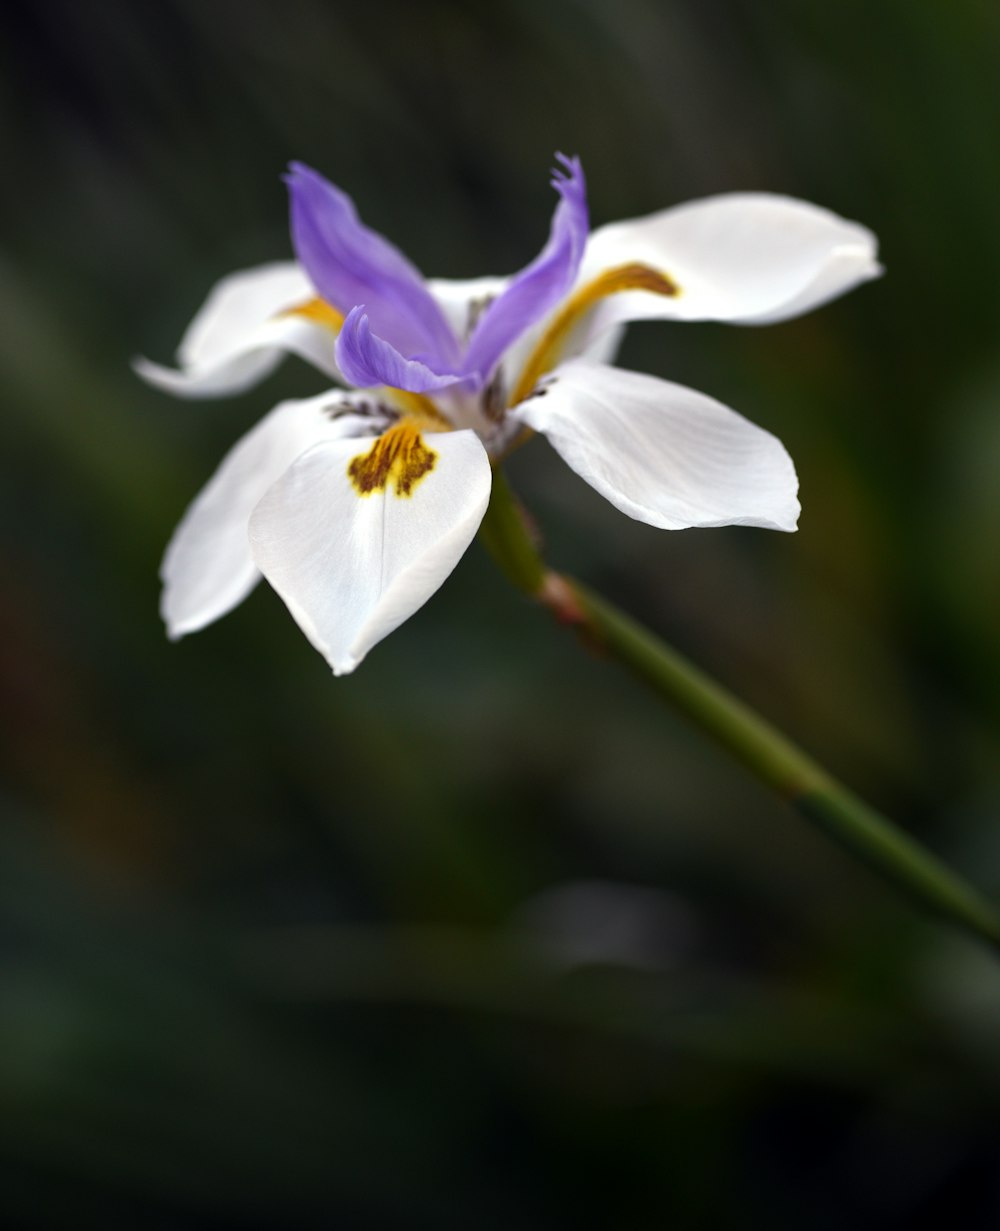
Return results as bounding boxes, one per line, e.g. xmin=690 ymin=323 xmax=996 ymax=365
xmin=136 ymin=156 xmax=879 ymax=675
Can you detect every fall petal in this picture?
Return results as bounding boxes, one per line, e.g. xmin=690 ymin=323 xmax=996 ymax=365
xmin=161 ymin=391 xmax=394 ymax=637
xmin=248 ymin=428 xmax=491 ymax=674
xmin=577 ymin=193 xmax=880 ymax=344
xmin=133 ymin=262 xmax=341 ymax=397
xmin=511 ymin=359 xmax=799 ymax=531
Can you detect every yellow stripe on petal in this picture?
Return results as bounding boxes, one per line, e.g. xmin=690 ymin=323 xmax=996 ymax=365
xmin=510 ymin=262 xmax=681 ymax=406
xmin=347 ymin=423 xmax=437 ymax=498
xmin=280 ymin=296 xmax=345 ymax=333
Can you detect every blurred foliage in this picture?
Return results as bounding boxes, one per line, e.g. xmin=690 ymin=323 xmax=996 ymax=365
xmin=3 ymin=0 xmax=1000 ymax=1226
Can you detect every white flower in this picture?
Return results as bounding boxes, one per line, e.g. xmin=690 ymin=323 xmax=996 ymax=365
xmin=136 ymin=157 xmax=880 ymax=675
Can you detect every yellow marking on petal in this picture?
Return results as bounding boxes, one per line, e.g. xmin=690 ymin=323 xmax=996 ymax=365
xmin=510 ymin=262 xmax=681 ymax=406
xmin=347 ymin=423 xmax=437 ymax=498
xmin=280 ymin=296 xmax=345 ymax=333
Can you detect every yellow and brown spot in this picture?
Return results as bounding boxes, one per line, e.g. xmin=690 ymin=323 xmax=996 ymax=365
xmin=347 ymin=423 xmax=437 ymax=498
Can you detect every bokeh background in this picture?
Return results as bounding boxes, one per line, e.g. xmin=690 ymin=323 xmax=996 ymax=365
xmin=4 ymin=0 xmax=1000 ymax=1226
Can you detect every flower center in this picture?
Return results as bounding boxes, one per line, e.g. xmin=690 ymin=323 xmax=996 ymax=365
xmin=347 ymin=422 xmax=438 ymax=498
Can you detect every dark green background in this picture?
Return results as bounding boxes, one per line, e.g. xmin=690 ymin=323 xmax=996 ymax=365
xmin=3 ymin=0 xmax=1000 ymax=1226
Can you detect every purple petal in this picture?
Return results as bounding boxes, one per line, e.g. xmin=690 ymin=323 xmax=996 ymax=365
xmin=287 ymin=162 xmax=461 ymax=369
xmin=335 ymin=307 xmax=464 ymax=394
xmin=460 ymin=154 xmax=589 ymax=384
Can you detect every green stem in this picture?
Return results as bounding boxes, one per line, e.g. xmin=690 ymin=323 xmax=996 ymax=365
xmin=480 ymin=468 xmax=1000 ymax=951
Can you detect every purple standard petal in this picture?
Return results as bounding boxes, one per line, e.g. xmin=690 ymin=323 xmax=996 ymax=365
xmin=335 ymin=307 xmax=464 ymax=394
xmin=287 ymin=162 xmax=461 ymax=369
xmin=460 ymin=154 xmax=589 ymax=384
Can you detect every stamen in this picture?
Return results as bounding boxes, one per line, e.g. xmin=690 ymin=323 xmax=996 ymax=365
xmin=347 ymin=423 xmax=437 ymax=498
xmin=480 ymin=366 xmax=507 ymax=423
xmin=465 ymin=294 xmax=496 ymax=340
xmin=510 ymin=262 xmax=681 ymax=406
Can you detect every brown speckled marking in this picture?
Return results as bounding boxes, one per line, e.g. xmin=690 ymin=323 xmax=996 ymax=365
xmin=347 ymin=424 xmax=437 ymax=497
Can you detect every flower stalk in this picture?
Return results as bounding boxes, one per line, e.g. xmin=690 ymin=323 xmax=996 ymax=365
xmin=481 ymin=468 xmax=1000 ymax=952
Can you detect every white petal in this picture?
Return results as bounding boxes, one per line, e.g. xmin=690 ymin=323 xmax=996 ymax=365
xmin=134 ymin=262 xmax=342 ymax=398
xmin=162 ymin=390 xmax=392 ymax=638
xmin=577 ymin=193 xmax=880 ymax=340
xmin=510 ymin=359 xmax=799 ymax=532
xmin=248 ymin=429 xmax=491 ymax=675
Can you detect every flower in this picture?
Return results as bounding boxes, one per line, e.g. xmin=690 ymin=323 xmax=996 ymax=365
xmin=135 ymin=156 xmax=880 ymax=675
